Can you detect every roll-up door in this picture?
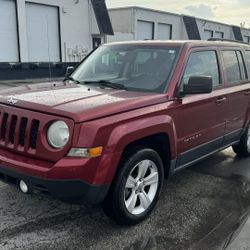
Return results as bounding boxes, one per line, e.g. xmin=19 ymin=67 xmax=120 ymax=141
xmin=0 ymin=0 xmax=19 ymax=62
xmin=26 ymin=3 xmax=60 ymax=62
xmin=204 ymin=29 xmax=213 ymax=40
xmin=158 ymin=23 xmax=172 ymax=40
xmin=137 ymin=20 xmax=154 ymax=40
xmin=214 ymin=31 xmax=224 ymax=39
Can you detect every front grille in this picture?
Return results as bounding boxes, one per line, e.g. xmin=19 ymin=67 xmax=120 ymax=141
xmin=0 ymin=105 xmax=71 ymax=162
xmin=0 ymin=113 xmax=40 ymax=150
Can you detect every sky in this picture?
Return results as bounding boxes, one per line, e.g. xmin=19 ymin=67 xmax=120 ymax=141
xmin=106 ymin=0 xmax=250 ymax=27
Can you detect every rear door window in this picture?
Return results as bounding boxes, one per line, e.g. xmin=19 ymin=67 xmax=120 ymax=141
xmin=222 ymin=50 xmax=247 ymax=84
xmin=246 ymin=51 xmax=250 ymax=69
xmin=236 ymin=51 xmax=247 ymax=80
xmin=181 ymin=50 xmax=220 ymax=88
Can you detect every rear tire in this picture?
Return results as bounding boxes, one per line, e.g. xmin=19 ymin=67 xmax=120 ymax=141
xmin=232 ymin=123 xmax=250 ymax=157
xmin=102 ymin=147 xmax=164 ymax=225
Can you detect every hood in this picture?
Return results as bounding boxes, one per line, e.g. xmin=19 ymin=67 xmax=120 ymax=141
xmin=0 ymin=81 xmax=168 ymax=122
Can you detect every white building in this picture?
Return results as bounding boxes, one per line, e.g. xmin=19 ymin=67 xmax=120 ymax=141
xmin=107 ymin=7 xmax=250 ymax=44
xmin=1 ymin=3 xmax=250 ymax=81
xmin=0 ymin=0 xmax=113 ymax=64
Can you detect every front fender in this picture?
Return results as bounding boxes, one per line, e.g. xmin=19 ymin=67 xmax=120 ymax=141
xmin=72 ymin=104 xmax=178 ymax=185
xmin=98 ymin=115 xmax=177 ymax=183
xmin=108 ymin=115 xmax=177 ymax=158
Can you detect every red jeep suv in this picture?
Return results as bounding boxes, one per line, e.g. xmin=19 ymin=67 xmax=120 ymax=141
xmin=0 ymin=40 xmax=250 ymax=225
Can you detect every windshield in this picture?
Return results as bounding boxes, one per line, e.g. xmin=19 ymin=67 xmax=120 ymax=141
xmin=71 ymin=44 xmax=180 ymax=93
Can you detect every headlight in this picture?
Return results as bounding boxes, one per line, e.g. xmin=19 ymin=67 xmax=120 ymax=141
xmin=47 ymin=121 xmax=70 ymax=149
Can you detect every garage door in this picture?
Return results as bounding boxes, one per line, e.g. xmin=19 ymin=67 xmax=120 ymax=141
xmin=0 ymin=0 xmax=19 ymax=62
xmin=158 ymin=23 xmax=172 ymax=40
xmin=26 ymin=3 xmax=60 ymax=62
xmin=204 ymin=29 xmax=213 ymax=40
xmin=214 ymin=31 xmax=224 ymax=39
xmin=137 ymin=21 xmax=154 ymax=40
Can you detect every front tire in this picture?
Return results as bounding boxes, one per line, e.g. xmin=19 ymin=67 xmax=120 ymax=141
xmin=232 ymin=123 xmax=250 ymax=157
xmin=102 ymin=147 xmax=164 ymax=225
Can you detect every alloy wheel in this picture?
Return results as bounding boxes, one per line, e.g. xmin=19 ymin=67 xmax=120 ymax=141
xmin=124 ymin=159 xmax=159 ymax=215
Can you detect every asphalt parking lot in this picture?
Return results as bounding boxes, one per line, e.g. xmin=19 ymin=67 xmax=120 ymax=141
xmin=0 ymin=147 xmax=250 ymax=250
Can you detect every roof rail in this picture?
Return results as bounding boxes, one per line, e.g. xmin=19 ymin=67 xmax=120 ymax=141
xmin=208 ymin=38 xmax=250 ymax=45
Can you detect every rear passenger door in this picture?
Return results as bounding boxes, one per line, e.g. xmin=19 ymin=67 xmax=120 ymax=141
xmin=220 ymin=49 xmax=250 ymax=145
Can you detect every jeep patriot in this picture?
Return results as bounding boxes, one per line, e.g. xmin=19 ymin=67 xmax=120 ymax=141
xmin=0 ymin=40 xmax=250 ymax=225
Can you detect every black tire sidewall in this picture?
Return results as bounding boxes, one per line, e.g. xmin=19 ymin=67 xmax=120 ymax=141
xmin=233 ymin=122 xmax=250 ymax=157
xmin=243 ymin=123 xmax=250 ymax=153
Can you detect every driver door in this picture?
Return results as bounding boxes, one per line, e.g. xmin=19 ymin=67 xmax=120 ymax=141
xmin=172 ymin=48 xmax=227 ymax=168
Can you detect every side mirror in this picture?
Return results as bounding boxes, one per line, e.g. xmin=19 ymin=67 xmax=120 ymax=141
xmin=65 ymin=66 xmax=74 ymax=77
xmin=183 ymin=76 xmax=213 ymax=94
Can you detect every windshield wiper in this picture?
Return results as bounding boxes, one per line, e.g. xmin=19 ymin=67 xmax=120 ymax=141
xmin=64 ymin=76 xmax=80 ymax=84
xmin=83 ymin=80 xmax=126 ymax=90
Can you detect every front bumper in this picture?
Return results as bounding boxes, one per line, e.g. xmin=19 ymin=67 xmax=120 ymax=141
xmin=0 ymin=166 xmax=110 ymax=205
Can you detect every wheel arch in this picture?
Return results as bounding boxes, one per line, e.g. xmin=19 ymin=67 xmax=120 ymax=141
xmin=104 ymin=115 xmax=177 ymax=183
xmin=119 ymin=133 xmax=171 ymax=178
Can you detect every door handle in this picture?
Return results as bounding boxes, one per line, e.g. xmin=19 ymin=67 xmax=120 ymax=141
xmin=215 ymin=97 xmax=227 ymax=104
xmin=244 ymin=91 xmax=250 ymax=96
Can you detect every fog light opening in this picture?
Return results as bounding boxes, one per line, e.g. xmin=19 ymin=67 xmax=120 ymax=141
xmin=19 ymin=180 xmax=29 ymax=194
